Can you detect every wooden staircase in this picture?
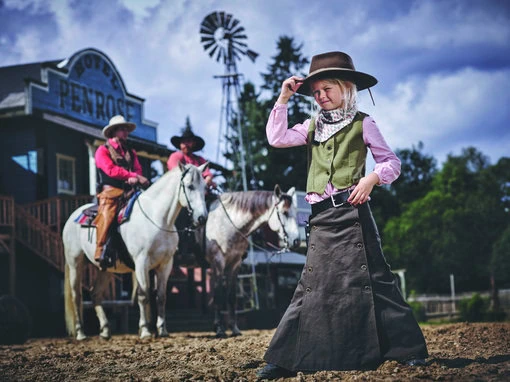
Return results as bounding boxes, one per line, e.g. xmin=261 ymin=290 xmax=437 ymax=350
xmin=0 ymin=194 xmax=121 ymax=300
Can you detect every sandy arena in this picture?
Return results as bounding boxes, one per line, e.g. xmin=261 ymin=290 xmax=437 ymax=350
xmin=1 ymin=322 xmax=509 ymax=381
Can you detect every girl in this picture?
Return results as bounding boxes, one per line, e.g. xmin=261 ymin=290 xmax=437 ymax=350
xmin=256 ymin=52 xmax=428 ymax=379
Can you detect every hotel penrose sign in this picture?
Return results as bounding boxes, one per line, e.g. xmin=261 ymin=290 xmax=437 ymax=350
xmin=28 ymin=48 xmax=157 ymax=141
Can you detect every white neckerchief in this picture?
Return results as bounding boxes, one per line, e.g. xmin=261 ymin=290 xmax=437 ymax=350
xmin=314 ymin=106 xmax=357 ymax=142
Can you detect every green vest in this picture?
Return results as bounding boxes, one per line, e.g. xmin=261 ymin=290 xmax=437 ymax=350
xmin=306 ymin=112 xmax=368 ymax=194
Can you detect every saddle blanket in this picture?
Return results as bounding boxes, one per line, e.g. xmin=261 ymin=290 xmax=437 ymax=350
xmin=74 ymin=191 xmax=141 ymax=227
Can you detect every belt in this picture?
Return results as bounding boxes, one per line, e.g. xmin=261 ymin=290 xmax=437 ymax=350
xmin=311 ymin=190 xmax=351 ymax=216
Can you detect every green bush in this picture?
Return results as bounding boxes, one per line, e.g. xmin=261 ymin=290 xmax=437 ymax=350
xmin=458 ymin=293 xmax=489 ymax=322
xmin=408 ymin=300 xmax=427 ymax=322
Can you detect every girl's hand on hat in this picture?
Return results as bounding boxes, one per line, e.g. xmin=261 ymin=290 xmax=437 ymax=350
xmin=277 ymin=76 xmax=305 ymax=104
xmin=348 ymin=173 xmax=380 ymax=205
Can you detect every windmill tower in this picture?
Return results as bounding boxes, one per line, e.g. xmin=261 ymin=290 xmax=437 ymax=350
xmin=200 ymin=11 xmax=258 ymax=191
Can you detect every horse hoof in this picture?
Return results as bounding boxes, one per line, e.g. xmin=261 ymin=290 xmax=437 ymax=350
xmin=99 ymin=333 xmax=111 ymax=341
xmin=76 ymin=333 xmax=87 ymax=341
xmin=215 ymin=331 xmax=228 ymax=339
xmin=139 ymin=328 xmax=152 ymax=340
xmin=231 ymin=331 xmax=242 ymax=337
xmin=157 ymin=328 xmax=169 ymax=338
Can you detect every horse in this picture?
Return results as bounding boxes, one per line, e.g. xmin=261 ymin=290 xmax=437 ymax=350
xmin=62 ymin=162 xmax=209 ymax=340
xmin=204 ymin=185 xmax=301 ymax=338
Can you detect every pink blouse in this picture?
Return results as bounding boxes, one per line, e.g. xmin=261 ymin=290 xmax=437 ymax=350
xmin=266 ymin=103 xmax=401 ymax=203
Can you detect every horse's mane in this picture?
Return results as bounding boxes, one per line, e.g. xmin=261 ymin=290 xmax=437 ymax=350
xmin=220 ymin=190 xmax=275 ymax=215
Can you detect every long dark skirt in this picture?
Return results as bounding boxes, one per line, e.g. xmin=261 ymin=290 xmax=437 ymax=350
xmin=263 ymin=202 xmax=428 ymax=371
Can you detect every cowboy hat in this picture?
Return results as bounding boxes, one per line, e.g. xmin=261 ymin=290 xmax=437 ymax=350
xmin=171 ymin=126 xmax=205 ymax=152
xmin=102 ymin=115 xmax=136 ymax=138
xmin=297 ymin=51 xmax=378 ymax=96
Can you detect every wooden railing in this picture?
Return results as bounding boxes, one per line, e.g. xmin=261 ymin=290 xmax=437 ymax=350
xmin=22 ymin=195 xmax=94 ymax=232
xmin=0 ymin=195 xmax=15 ymax=228
xmin=11 ymin=197 xmax=119 ymax=300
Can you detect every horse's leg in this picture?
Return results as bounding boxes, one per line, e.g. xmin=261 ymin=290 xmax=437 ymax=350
xmin=134 ymin=259 xmax=152 ymax=339
xmin=90 ymin=271 xmax=113 ymax=340
xmin=154 ymin=258 xmax=174 ymax=337
xmin=227 ymin=257 xmax=243 ymax=337
xmin=209 ymin=248 xmax=228 ymax=338
xmin=65 ymin=258 xmax=87 ymax=341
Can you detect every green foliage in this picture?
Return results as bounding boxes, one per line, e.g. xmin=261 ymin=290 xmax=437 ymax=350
xmin=235 ymin=36 xmax=310 ymax=191
xmin=408 ymin=300 xmax=427 ymax=322
xmin=383 ymin=147 xmax=510 ymax=294
xmin=458 ymin=293 xmax=489 ymax=322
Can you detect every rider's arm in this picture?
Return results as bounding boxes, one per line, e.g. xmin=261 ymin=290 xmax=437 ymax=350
xmin=167 ymin=151 xmax=184 ymax=171
xmin=95 ymin=145 xmax=139 ymax=180
xmin=266 ymin=103 xmax=309 ymax=148
xmin=131 ymin=150 xmax=143 ymax=176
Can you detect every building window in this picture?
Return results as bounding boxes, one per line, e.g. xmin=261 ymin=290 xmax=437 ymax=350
xmin=11 ymin=149 xmax=44 ymax=175
xmin=56 ymin=153 xmax=76 ymax=195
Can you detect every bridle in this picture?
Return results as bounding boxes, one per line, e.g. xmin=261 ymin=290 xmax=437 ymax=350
xmin=218 ymin=193 xmax=291 ymax=254
xmin=136 ymin=166 xmax=198 ymax=233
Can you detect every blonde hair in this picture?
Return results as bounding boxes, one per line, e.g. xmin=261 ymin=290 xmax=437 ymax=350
xmin=310 ymin=79 xmax=358 ymax=116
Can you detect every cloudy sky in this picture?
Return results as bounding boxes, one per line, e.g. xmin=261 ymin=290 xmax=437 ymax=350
xmin=1 ymin=0 xmax=509 ymax=172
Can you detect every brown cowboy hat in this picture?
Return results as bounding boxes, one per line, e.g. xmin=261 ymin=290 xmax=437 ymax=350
xmin=297 ymin=51 xmax=378 ymax=96
xmin=102 ymin=115 xmax=136 ymax=138
xmin=170 ymin=126 xmax=205 ymax=152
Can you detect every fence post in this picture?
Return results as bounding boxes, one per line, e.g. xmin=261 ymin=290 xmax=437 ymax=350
xmin=450 ymin=274 xmax=456 ymax=314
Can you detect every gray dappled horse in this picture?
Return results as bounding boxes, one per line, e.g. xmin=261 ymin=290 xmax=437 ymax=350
xmin=204 ymin=185 xmax=300 ymax=338
xmin=63 ymin=163 xmax=208 ymax=340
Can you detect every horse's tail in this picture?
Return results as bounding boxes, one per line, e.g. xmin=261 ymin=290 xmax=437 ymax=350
xmin=64 ymin=263 xmax=76 ymax=337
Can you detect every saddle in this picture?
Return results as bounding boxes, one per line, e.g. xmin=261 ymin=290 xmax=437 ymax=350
xmin=75 ymin=192 xmax=141 ymax=270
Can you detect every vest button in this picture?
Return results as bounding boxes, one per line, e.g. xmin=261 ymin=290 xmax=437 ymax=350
xmin=306 ymin=287 xmax=312 ymax=293
xmin=356 ymin=243 xmax=363 ymax=249
xmin=327 ymin=146 xmax=332 ymax=150
xmin=361 ymin=264 xmax=367 ymax=271
xmin=308 ymin=266 xmax=313 ymax=272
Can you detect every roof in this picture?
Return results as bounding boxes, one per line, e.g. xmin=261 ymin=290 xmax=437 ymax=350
xmin=0 ymin=60 xmax=60 ymax=103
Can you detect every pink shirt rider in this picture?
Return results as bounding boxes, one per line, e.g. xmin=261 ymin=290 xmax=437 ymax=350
xmin=266 ymin=103 xmax=401 ymax=204
xmin=167 ymin=151 xmax=213 ymax=179
xmin=95 ymin=138 xmax=143 ymax=181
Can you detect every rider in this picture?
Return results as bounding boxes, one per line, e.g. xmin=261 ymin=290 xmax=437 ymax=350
xmin=93 ymin=115 xmax=149 ymax=268
xmin=167 ymin=122 xmax=214 ymax=265
xmin=167 ymin=123 xmax=215 ymax=188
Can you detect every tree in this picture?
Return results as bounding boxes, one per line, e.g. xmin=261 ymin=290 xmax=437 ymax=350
xmin=255 ymin=36 xmax=310 ymax=191
xmin=384 ymin=148 xmax=509 ymax=294
xmin=371 ymin=142 xmax=437 ymax=234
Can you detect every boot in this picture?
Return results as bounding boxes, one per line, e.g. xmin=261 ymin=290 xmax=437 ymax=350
xmin=93 ymin=186 xmax=124 ymax=265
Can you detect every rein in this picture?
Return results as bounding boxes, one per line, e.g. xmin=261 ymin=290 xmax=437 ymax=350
xmin=217 ymin=195 xmax=290 ymax=255
xmin=136 ymin=167 xmax=198 ymax=233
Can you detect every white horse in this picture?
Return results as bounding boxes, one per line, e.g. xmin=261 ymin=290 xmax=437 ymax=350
xmin=204 ymin=185 xmax=300 ymax=338
xmin=63 ymin=163 xmax=208 ymax=340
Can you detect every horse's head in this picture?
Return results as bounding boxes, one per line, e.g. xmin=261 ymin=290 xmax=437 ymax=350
xmin=268 ymin=185 xmax=301 ymax=250
xmin=178 ymin=162 xmax=208 ymax=227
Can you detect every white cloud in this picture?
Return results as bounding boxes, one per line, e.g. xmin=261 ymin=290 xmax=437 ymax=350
xmin=364 ymin=67 xmax=510 ymax=165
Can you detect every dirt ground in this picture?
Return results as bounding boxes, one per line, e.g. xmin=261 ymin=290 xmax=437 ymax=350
xmin=0 ymin=322 xmax=509 ymax=381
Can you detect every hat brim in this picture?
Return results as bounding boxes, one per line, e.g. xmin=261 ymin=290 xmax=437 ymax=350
xmin=102 ymin=122 xmax=136 ymax=138
xmin=296 ymin=68 xmax=378 ymax=96
xmin=171 ymin=136 xmax=205 ymax=152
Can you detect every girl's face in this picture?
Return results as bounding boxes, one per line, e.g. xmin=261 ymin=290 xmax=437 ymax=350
xmin=310 ymin=79 xmax=344 ymax=111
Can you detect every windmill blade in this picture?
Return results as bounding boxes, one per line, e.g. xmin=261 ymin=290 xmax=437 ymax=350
xmin=246 ymin=49 xmax=259 ymax=62
xmin=208 ymin=44 xmax=219 ymax=59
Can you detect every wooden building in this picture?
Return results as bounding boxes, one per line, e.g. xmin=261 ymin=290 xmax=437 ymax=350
xmin=0 ymin=48 xmax=214 ymax=336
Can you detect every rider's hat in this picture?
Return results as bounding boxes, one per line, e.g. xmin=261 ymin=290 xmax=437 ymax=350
xmin=102 ymin=115 xmax=136 ymax=138
xmin=170 ymin=125 xmax=205 ymax=152
xmin=297 ymin=51 xmax=378 ymax=96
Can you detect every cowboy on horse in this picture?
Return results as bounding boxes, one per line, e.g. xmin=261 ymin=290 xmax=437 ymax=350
xmin=93 ymin=115 xmax=150 ymax=269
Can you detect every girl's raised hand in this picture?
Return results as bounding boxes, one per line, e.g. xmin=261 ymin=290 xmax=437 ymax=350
xmin=277 ymin=76 xmax=305 ymax=104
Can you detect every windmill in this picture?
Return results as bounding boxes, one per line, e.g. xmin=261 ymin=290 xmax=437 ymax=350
xmin=200 ymin=11 xmax=260 ymax=312
xmin=200 ymin=11 xmax=258 ymax=192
